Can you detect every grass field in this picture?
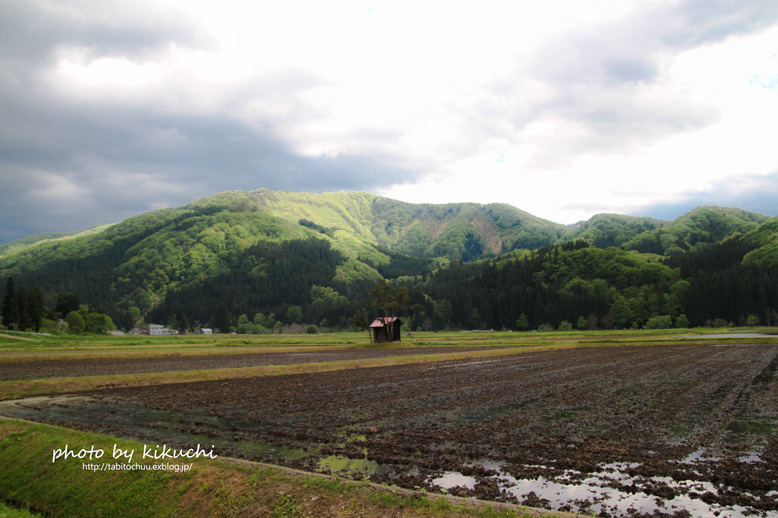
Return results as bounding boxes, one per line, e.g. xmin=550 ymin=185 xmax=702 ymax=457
xmin=0 ymin=327 xmax=776 ymax=517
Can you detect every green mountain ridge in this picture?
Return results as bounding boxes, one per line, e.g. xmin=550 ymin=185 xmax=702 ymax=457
xmin=0 ymin=225 xmax=113 ymax=258
xmin=1 ymin=189 xmax=776 ymax=330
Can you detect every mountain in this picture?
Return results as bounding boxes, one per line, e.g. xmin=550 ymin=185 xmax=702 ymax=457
xmin=0 ymin=189 xmax=775 ymax=330
xmin=0 ymin=190 xmax=566 ymax=326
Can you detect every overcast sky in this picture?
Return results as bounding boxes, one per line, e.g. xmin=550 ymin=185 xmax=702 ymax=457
xmin=1 ymin=0 xmax=777 ymax=244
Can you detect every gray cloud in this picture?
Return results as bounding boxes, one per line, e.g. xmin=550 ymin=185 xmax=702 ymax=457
xmin=0 ymin=0 xmax=419 ymax=244
xmin=0 ymin=100 xmax=418 ymax=242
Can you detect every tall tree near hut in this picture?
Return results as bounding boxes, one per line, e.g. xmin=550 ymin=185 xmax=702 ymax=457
xmin=351 ymin=308 xmax=372 ymax=343
xmin=368 ymin=279 xmax=410 ymax=343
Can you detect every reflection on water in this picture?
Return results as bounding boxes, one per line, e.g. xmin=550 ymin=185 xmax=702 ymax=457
xmin=431 ymin=471 xmax=477 ymax=490
xmin=318 ymin=455 xmax=388 ymax=476
xmin=428 ymin=459 xmax=761 ymax=518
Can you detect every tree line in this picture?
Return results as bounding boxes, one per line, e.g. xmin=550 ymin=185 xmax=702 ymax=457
xmin=3 ymin=233 xmax=777 ymax=334
xmin=1 ymin=277 xmax=47 ymax=332
xmin=407 ymin=237 xmax=778 ymax=331
xmin=1 ymin=277 xmax=115 ymax=334
xmin=151 ymin=236 xmax=778 ymax=334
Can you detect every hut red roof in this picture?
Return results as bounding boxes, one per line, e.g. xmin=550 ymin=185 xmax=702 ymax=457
xmin=369 ymin=317 xmax=402 ymax=328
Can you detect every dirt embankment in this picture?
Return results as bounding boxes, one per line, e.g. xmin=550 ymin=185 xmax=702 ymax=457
xmin=0 ymin=346 xmax=509 ymax=380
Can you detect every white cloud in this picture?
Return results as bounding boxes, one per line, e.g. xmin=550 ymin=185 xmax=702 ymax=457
xmin=379 ymin=7 xmax=778 ymax=222
xmin=26 ymin=170 xmax=89 ymax=202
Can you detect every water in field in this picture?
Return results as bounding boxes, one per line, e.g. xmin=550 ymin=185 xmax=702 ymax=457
xmin=430 ymin=458 xmax=760 ymax=518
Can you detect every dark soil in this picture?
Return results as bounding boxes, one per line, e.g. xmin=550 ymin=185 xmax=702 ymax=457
xmin=0 ymin=346 xmax=507 ymax=380
xmin=2 ymin=343 xmax=777 ymax=517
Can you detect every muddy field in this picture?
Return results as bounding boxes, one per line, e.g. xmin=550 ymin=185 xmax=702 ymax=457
xmin=2 ymin=343 xmax=777 ymax=517
xmin=0 ymin=346 xmax=506 ymax=380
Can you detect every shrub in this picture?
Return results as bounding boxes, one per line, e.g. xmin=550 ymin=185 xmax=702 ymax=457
xmin=675 ymin=314 xmax=689 ymax=328
xmin=306 ymin=325 xmax=319 ymax=334
xmin=65 ymin=311 xmax=85 ymax=334
xmin=644 ymin=315 xmax=673 ymax=330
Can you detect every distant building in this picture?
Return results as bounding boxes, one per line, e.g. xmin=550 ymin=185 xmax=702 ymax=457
xmin=148 ymin=324 xmax=177 ymax=336
xmin=369 ymin=317 xmax=403 ymax=343
xmin=200 ymin=328 xmax=213 ymax=335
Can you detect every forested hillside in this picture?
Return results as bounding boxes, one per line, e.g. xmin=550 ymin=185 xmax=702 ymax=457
xmin=414 ymin=231 xmax=778 ymax=330
xmin=620 ymin=206 xmax=769 ymax=255
xmin=0 ymin=189 xmax=775 ymax=332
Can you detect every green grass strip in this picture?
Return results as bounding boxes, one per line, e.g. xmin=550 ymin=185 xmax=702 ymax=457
xmin=0 ymin=419 xmax=567 ymax=518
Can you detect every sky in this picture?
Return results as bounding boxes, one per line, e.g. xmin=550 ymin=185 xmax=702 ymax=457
xmin=1 ymin=0 xmax=777 ymax=244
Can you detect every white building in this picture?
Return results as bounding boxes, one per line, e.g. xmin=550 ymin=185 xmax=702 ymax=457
xmin=148 ymin=324 xmax=178 ymax=336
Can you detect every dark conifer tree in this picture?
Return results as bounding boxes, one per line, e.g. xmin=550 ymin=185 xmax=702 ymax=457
xmin=29 ymin=286 xmax=47 ymax=332
xmin=16 ymin=286 xmax=29 ymax=331
xmin=211 ymin=304 xmax=232 ymax=333
xmin=173 ymin=307 xmax=189 ymax=333
xmin=56 ymin=292 xmax=80 ymax=318
xmin=2 ymin=277 xmax=19 ymax=329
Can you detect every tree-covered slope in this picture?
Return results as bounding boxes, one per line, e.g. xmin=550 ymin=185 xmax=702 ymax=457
xmin=417 ymin=217 xmax=778 ymax=331
xmin=742 ymin=217 xmax=778 ymax=270
xmin=368 ymin=197 xmax=566 ymax=261
xmin=665 ymin=217 xmax=778 ymax=327
xmin=563 ymin=214 xmax=667 ymax=249
xmin=186 ymin=190 xmax=568 ymax=262
xmin=619 ymin=206 xmax=768 ymax=255
xmin=415 ymin=241 xmax=686 ymax=331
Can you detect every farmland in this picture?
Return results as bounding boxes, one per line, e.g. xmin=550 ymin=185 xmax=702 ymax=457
xmin=0 ymin=330 xmax=777 ymax=517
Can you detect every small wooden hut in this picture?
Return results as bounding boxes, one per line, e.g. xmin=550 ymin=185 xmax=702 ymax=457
xmin=369 ymin=317 xmax=403 ymax=343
